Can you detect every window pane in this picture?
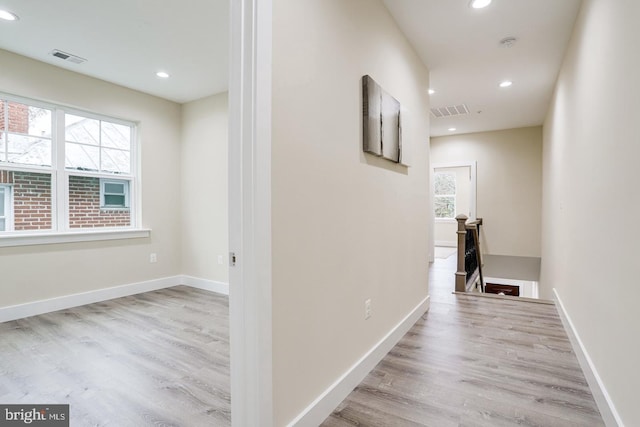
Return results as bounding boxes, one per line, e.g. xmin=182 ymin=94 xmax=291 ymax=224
xmin=65 ymin=114 xmax=100 ymax=145
xmin=101 ymin=122 xmax=131 ymax=150
xmin=101 ymin=148 xmax=130 ymax=174
xmin=104 ymin=183 xmax=124 ymax=194
xmin=8 ymin=102 xmax=52 ymax=137
xmin=11 ymin=171 xmax=52 ymax=231
xmin=8 ymin=102 xmax=52 ymax=138
xmin=0 ymin=187 xmax=4 ymax=215
xmin=0 ymin=218 xmax=5 ymax=231
xmin=7 ymin=134 xmax=52 ymax=167
xmin=104 ymin=194 xmax=125 ymax=206
xmin=68 ymin=175 xmax=130 ymax=228
xmin=435 ymin=172 xmax=456 ymax=195
xmin=435 ymin=196 xmax=455 ymax=219
xmin=66 ymin=142 xmax=99 ymax=171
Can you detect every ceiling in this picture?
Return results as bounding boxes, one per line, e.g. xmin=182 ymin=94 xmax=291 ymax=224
xmin=0 ymin=0 xmax=229 ymax=104
xmin=0 ymin=0 xmax=581 ymax=136
xmin=383 ymin=0 xmax=582 ymax=136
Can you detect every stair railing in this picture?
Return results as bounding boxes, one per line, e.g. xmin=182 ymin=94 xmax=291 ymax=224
xmin=455 ymin=215 xmax=484 ymax=293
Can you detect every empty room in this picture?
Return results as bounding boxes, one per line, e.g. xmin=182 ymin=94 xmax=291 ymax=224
xmin=1 ymin=0 xmax=639 ymax=426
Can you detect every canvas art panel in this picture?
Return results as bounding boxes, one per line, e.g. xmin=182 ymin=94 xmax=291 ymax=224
xmin=362 ymin=75 xmax=402 ymax=163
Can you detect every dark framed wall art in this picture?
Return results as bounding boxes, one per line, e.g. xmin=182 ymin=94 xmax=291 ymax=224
xmin=362 ymin=75 xmax=405 ymax=164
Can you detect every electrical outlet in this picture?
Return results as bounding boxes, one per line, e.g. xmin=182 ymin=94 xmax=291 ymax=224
xmin=217 ymin=255 xmax=223 ymax=265
xmin=365 ymin=298 xmax=372 ymax=320
xmin=149 ymin=253 xmax=157 ymax=263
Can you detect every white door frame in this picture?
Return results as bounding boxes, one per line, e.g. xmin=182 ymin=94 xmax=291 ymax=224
xmin=432 ymin=161 xmax=478 ymax=219
xmin=229 ymin=0 xmax=273 ymax=425
xmin=431 ymin=161 xmax=478 ymax=251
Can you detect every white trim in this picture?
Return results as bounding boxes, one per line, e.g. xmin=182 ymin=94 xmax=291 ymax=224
xmin=288 ymin=296 xmax=430 ymax=427
xmin=435 ymin=218 xmax=457 ymax=223
xmin=553 ymin=289 xmax=623 ymax=427
xmin=432 ymin=161 xmax=477 ymax=219
xmin=0 ymin=228 xmax=150 ymax=247
xmin=181 ymin=276 xmax=229 ymax=295
xmin=435 ymin=240 xmax=457 ymax=247
xmin=0 ymin=184 xmax=13 ymax=231
xmin=0 ymin=276 xmax=181 ymax=323
xmin=229 ymin=0 xmax=273 ymax=426
xmin=0 ymin=275 xmax=230 ymax=324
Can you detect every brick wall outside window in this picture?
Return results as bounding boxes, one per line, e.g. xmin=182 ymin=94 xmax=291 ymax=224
xmin=0 ymin=102 xmax=29 ymax=134
xmin=68 ymin=176 xmax=130 ymax=228
xmin=0 ymin=170 xmax=52 ymax=230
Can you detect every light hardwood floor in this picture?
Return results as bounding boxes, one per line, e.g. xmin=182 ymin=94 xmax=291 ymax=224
xmin=0 ymin=286 xmax=230 ymax=426
xmin=0 ymin=259 xmax=605 ymax=426
xmin=322 ymin=254 xmax=605 ymax=426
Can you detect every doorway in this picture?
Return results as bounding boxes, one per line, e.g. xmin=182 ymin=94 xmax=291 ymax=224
xmin=432 ymin=161 xmax=477 ymax=247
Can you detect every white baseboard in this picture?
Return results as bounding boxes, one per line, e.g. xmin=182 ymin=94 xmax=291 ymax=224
xmin=0 ymin=275 xmax=230 ymax=323
xmin=553 ymin=289 xmax=622 ymax=427
xmin=288 ymin=295 xmax=431 ymax=427
xmin=434 ymin=240 xmax=456 ymax=247
xmin=0 ymin=276 xmax=182 ymax=323
xmin=181 ymin=275 xmax=229 ymax=295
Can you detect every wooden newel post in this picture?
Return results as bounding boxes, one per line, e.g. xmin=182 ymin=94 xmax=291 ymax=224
xmin=455 ymin=214 xmax=468 ymax=292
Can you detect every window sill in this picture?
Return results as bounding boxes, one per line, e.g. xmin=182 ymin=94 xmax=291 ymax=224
xmin=0 ymin=228 xmax=151 ymax=248
xmin=435 ymin=218 xmax=457 ymax=223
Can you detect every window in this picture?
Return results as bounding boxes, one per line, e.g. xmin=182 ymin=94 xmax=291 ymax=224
xmin=101 ymin=179 xmax=129 ymax=209
xmin=434 ymin=172 xmax=456 ymax=219
xmin=0 ymin=93 xmax=138 ymax=235
xmin=0 ymin=185 xmax=12 ymax=231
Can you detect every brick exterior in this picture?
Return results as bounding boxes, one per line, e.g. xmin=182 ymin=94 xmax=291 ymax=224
xmin=68 ymin=176 xmax=130 ymax=228
xmin=0 ymin=102 xmax=30 ymax=134
xmin=0 ymin=172 xmax=130 ymax=230
xmin=0 ymin=171 xmax=52 ymax=230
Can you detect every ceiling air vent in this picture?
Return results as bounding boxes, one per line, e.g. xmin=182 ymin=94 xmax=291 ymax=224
xmin=49 ymin=49 xmax=87 ymax=65
xmin=430 ymin=104 xmax=470 ymax=118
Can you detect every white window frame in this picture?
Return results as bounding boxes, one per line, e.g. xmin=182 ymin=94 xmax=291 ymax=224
xmin=0 ymin=92 xmax=148 ymax=247
xmin=100 ymin=178 xmax=130 ymax=210
xmin=0 ymin=184 xmax=13 ymax=232
xmin=434 ymin=171 xmax=457 ymax=220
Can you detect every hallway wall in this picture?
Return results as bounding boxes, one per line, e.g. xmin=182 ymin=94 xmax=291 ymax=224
xmin=271 ymin=0 xmax=431 ymax=424
xmin=541 ymin=0 xmax=640 ymax=424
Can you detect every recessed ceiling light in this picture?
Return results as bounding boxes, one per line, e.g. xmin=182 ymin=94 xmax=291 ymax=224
xmin=470 ymin=0 xmax=492 ymax=9
xmin=428 ymin=89 xmax=435 ymax=95
xmin=499 ymin=80 xmax=513 ymax=88
xmin=448 ymin=127 xmax=457 ymax=132
xmin=156 ymin=71 xmax=170 ymax=79
xmin=0 ymin=10 xmax=19 ymax=21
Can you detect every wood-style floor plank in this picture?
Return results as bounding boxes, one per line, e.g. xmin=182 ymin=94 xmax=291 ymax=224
xmin=0 ymin=286 xmax=230 ymax=426
xmin=322 ymin=254 xmax=605 ymax=427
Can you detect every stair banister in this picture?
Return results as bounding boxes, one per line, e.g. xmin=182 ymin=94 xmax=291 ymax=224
xmin=455 ymin=214 xmax=468 ymax=292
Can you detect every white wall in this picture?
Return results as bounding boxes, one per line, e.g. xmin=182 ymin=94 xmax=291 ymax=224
xmin=431 ymin=126 xmax=542 ymax=257
xmin=181 ymin=93 xmax=228 ymax=282
xmin=0 ymin=49 xmax=182 ymax=306
xmin=271 ymin=0 xmax=430 ymax=424
xmin=541 ymin=0 xmax=640 ymax=424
